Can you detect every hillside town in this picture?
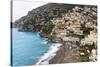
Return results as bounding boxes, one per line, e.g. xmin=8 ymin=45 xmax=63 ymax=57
xmin=48 ymin=6 xmax=97 ymax=62
xmin=14 ymin=3 xmax=97 ymax=63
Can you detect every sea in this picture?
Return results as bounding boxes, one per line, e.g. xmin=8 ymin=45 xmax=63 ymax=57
xmin=12 ymin=28 xmax=51 ymax=66
xmin=12 ymin=1 xmax=58 ymax=66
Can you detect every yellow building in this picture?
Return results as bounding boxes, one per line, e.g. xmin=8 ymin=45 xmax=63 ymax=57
xmin=70 ymin=20 xmax=81 ymax=28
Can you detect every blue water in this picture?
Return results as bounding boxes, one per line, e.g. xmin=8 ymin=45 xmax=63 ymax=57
xmin=12 ymin=28 xmax=51 ymax=66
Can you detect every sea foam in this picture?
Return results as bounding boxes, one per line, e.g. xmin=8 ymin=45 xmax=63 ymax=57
xmin=36 ymin=43 xmax=62 ymax=65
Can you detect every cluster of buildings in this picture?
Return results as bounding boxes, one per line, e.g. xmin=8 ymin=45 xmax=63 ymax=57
xmin=50 ymin=6 xmax=97 ymax=61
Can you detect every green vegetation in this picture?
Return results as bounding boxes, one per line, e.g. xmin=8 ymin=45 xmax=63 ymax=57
xmin=42 ymin=21 xmax=55 ymax=34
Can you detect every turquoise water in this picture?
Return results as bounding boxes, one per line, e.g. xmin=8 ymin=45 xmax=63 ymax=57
xmin=12 ymin=28 xmax=51 ymax=66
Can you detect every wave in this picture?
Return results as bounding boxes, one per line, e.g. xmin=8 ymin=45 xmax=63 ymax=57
xmin=36 ymin=43 xmax=62 ymax=65
xmin=43 ymin=41 xmax=48 ymax=44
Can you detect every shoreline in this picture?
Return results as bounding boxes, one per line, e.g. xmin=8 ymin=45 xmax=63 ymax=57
xmin=36 ymin=43 xmax=63 ymax=65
